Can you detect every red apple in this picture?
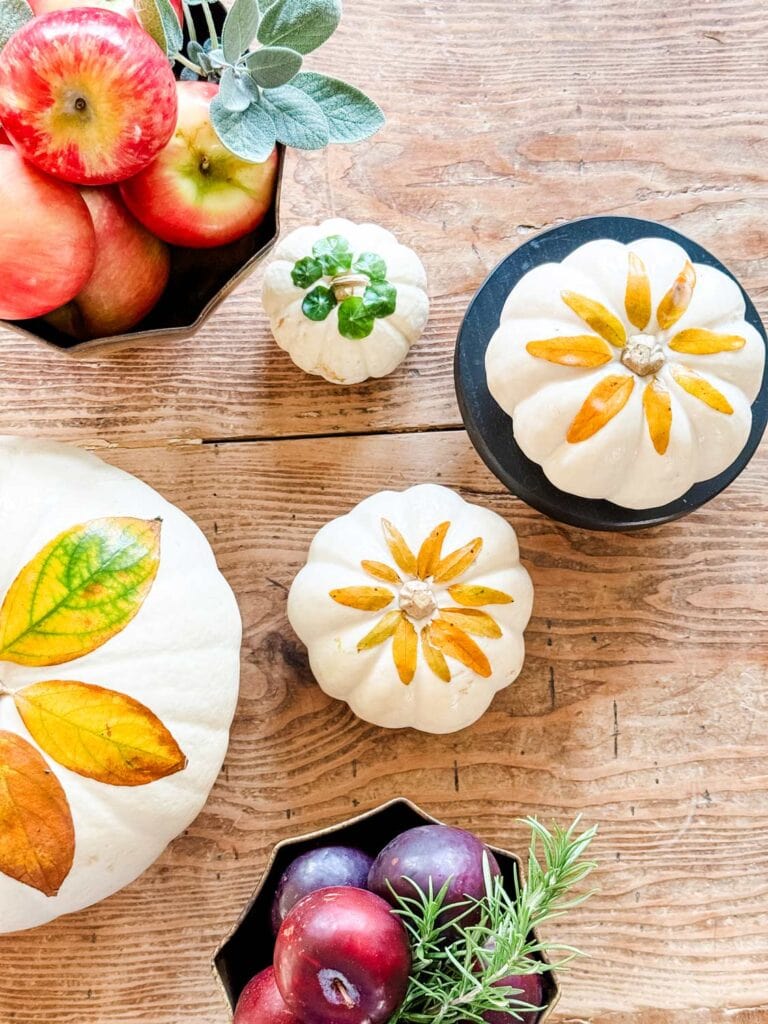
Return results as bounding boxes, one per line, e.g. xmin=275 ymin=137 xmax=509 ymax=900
xmin=234 ymin=968 xmax=303 ymax=1024
xmin=27 ymin=0 xmax=183 ymax=27
xmin=120 ymin=81 xmax=279 ymax=249
xmin=0 ymin=9 xmax=178 ymax=185
xmin=0 ymin=126 xmax=9 ymax=145
xmin=0 ymin=147 xmax=96 ymax=320
xmin=45 ymin=187 xmax=170 ymax=340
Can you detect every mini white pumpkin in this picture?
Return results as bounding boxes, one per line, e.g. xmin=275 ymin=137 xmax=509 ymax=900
xmin=287 ymin=484 xmax=533 ymax=734
xmin=262 ymin=217 xmax=429 ymax=385
xmin=485 ymin=237 xmax=766 ymax=509
xmin=0 ymin=437 xmax=241 ymax=933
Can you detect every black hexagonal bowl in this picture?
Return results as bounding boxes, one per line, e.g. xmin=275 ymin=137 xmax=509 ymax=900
xmin=2 ymin=2 xmax=284 ymax=353
xmin=212 ymin=798 xmax=561 ymax=1022
xmin=455 ymin=215 xmax=768 ymax=531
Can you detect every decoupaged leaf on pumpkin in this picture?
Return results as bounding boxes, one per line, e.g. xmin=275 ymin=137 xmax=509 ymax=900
xmin=14 ymin=681 xmax=187 ymax=787
xmin=0 ymin=517 xmax=161 ymax=667
xmin=0 ymin=730 xmax=75 ymax=896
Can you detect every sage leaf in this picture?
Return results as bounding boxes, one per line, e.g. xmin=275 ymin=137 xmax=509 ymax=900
xmin=188 ymin=39 xmax=214 ymax=72
xmin=261 ymin=84 xmax=329 ymax=149
xmin=257 ymin=0 xmax=340 ymax=54
xmin=353 ymin=252 xmax=387 ymax=282
xmin=219 ymin=66 xmax=257 ymax=112
xmin=292 ymin=257 xmax=323 ymax=288
xmin=207 ymin=46 xmax=228 ymax=67
xmin=180 ymin=66 xmax=200 ymax=80
xmin=0 ymin=0 xmax=31 ymax=52
xmin=222 ymin=0 xmax=260 ymax=63
xmin=292 ymin=71 xmax=384 ymax=142
xmin=363 ymin=281 xmax=397 ymax=318
xmin=246 ymin=45 xmax=302 ymax=88
xmin=135 ymin=0 xmax=182 ymax=57
xmin=312 ymin=235 xmax=352 ymax=275
xmin=210 ymin=91 xmax=277 ymax=162
xmin=302 ymin=286 xmax=336 ymax=321
xmin=338 ymin=296 xmax=375 ymax=340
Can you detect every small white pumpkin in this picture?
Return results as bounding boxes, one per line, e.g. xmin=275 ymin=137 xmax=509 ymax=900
xmin=0 ymin=437 xmax=241 ymax=933
xmin=485 ymin=238 xmax=766 ymax=509
xmin=262 ymin=217 xmax=429 ymax=385
xmin=287 ymin=484 xmax=533 ymax=734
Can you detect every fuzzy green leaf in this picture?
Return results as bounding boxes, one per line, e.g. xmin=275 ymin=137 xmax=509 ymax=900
xmin=219 ymin=66 xmax=259 ymax=112
xmin=363 ymin=281 xmax=397 ymax=318
xmin=257 ymin=0 xmax=340 ymax=54
xmin=0 ymin=0 xmax=31 ymax=51
xmin=292 ymin=257 xmax=323 ymax=288
xmin=261 ymin=84 xmax=329 ymax=149
xmin=222 ymin=0 xmax=261 ymax=63
xmin=312 ymin=235 xmax=352 ymax=275
xmin=210 ymin=92 xmax=277 ymax=163
xmin=302 ymin=286 xmax=336 ymax=321
xmin=338 ymin=296 xmax=375 ymax=340
xmin=353 ymin=251 xmax=387 ymax=281
xmin=246 ymin=45 xmax=303 ymax=88
xmin=135 ymin=0 xmax=182 ymax=56
xmin=292 ymin=71 xmax=384 ymax=142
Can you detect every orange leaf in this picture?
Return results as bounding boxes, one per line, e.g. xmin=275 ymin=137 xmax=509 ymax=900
xmin=0 ymin=730 xmax=74 ymax=896
xmin=668 ymin=329 xmax=746 ymax=355
xmin=625 ymin=252 xmax=651 ymax=330
xmin=329 ymin=586 xmax=394 ymax=611
xmin=14 ymin=681 xmax=187 ymax=787
xmin=657 ymin=260 xmax=695 ymax=330
xmin=429 ymin=619 xmax=491 ymax=677
xmin=361 ymin=560 xmax=401 ymax=585
xmin=416 ymin=521 xmax=450 ymax=580
xmin=448 ymin=584 xmax=514 ymax=607
xmin=642 ymin=381 xmax=672 ymax=455
xmin=440 ymin=608 xmax=502 ymax=639
xmin=567 ymin=375 xmax=635 ymax=443
xmin=671 ymin=368 xmax=733 ymax=414
xmin=381 ymin=519 xmax=417 ymax=577
xmin=421 ymin=625 xmax=451 ymax=683
xmin=526 ymin=336 xmax=613 ymax=368
xmin=433 ymin=538 xmax=483 ymax=584
xmin=357 ymin=610 xmax=403 ymax=652
xmin=392 ymin=615 xmax=417 ymax=685
xmin=560 ymin=291 xmax=627 ymax=348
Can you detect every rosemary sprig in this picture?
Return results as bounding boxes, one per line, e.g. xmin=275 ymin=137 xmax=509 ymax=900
xmin=388 ymin=817 xmax=598 ymax=1024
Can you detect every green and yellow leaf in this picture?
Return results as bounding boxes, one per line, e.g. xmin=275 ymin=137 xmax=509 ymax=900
xmin=361 ymin=560 xmax=401 ymax=584
xmin=625 ymin=252 xmax=651 ymax=330
xmin=567 ymin=375 xmax=635 ymax=443
xmin=429 ymin=619 xmax=492 ymax=677
xmin=330 ymin=586 xmax=394 ymax=611
xmin=526 ymin=336 xmax=613 ymax=368
xmin=392 ymin=615 xmax=417 ymax=685
xmin=447 ymin=584 xmax=513 ymax=607
xmin=657 ymin=260 xmax=696 ymax=330
xmin=440 ymin=608 xmax=502 ymax=639
xmin=671 ymin=368 xmax=733 ymax=414
xmin=357 ymin=610 xmax=402 ymax=651
xmin=421 ymin=624 xmax=451 ymax=683
xmin=381 ymin=519 xmax=417 ymax=577
xmin=416 ymin=521 xmax=450 ymax=580
xmin=642 ymin=381 xmax=672 ymax=455
xmin=14 ymin=681 xmax=187 ymax=787
xmin=0 ymin=730 xmax=75 ymax=896
xmin=433 ymin=538 xmax=483 ymax=584
xmin=0 ymin=517 xmax=161 ymax=668
xmin=668 ymin=329 xmax=746 ymax=355
xmin=560 ymin=291 xmax=627 ymax=348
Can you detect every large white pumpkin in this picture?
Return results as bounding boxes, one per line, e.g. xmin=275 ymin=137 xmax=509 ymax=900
xmin=0 ymin=437 xmax=241 ymax=933
xmin=288 ymin=485 xmax=533 ymax=734
xmin=262 ymin=217 xmax=429 ymax=385
xmin=485 ymin=237 xmax=766 ymax=509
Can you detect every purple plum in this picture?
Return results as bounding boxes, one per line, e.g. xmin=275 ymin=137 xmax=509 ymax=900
xmin=472 ymin=972 xmax=545 ymax=1024
xmin=271 ymin=846 xmax=374 ymax=932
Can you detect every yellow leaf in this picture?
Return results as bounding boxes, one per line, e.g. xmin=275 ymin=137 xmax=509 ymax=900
xmin=657 ymin=260 xmax=695 ymax=330
xmin=357 ymin=610 xmax=402 ymax=651
xmin=448 ymin=584 xmax=513 ymax=607
xmin=361 ymin=560 xmax=401 ymax=585
xmin=567 ymin=375 xmax=635 ymax=443
xmin=560 ymin=290 xmax=627 ymax=348
xmin=625 ymin=252 xmax=651 ymax=330
xmin=14 ymin=681 xmax=187 ymax=787
xmin=671 ymin=368 xmax=733 ymax=414
xmin=668 ymin=329 xmax=746 ymax=355
xmin=526 ymin=336 xmax=613 ymax=368
xmin=329 ymin=587 xmax=394 ymax=611
xmin=416 ymin=521 xmax=450 ymax=580
xmin=0 ymin=730 xmax=74 ymax=896
xmin=381 ymin=519 xmax=417 ymax=577
xmin=643 ymin=381 xmax=672 ymax=455
xmin=392 ymin=615 xmax=417 ymax=685
xmin=0 ymin=517 xmax=161 ymax=668
xmin=433 ymin=538 xmax=483 ymax=584
xmin=421 ymin=625 xmax=451 ymax=683
xmin=440 ymin=608 xmax=502 ymax=639
xmin=429 ymin=619 xmax=492 ymax=678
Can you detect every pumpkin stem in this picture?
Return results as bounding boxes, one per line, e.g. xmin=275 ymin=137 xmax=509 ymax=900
xmin=621 ymin=333 xmax=665 ymax=376
xmin=331 ymin=272 xmax=369 ymax=301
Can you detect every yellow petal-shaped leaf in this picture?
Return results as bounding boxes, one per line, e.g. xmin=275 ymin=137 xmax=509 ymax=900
xmin=416 ymin=521 xmax=450 ymax=580
xmin=448 ymin=584 xmax=514 ymax=607
xmin=668 ymin=329 xmax=746 ymax=355
xmin=625 ymin=252 xmax=651 ymax=330
xmin=433 ymin=538 xmax=483 ymax=584
xmin=560 ymin=291 xmax=627 ymax=348
xmin=642 ymin=381 xmax=672 ymax=455
xmin=526 ymin=336 xmax=613 ymax=368
xmin=0 ymin=517 xmax=161 ymax=668
xmin=357 ymin=610 xmax=402 ymax=652
xmin=429 ymin=619 xmax=492 ymax=678
xmin=440 ymin=608 xmax=502 ymax=639
xmin=671 ymin=368 xmax=733 ymax=414
xmin=392 ymin=615 xmax=417 ymax=685
xmin=381 ymin=519 xmax=417 ymax=577
xmin=567 ymin=375 xmax=635 ymax=443
xmin=330 ymin=587 xmax=394 ymax=611
xmin=421 ymin=625 xmax=451 ymax=683
xmin=0 ymin=730 xmax=74 ymax=896
xmin=14 ymin=681 xmax=187 ymax=787
xmin=657 ymin=260 xmax=695 ymax=330
xmin=361 ymin=560 xmax=401 ymax=585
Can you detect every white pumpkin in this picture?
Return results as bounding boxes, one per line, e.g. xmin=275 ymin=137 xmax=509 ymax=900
xmin=262 ymin=217 xmax=429 ymax=385
xmin=287 ymin=484 xmax=533 ymax=734
xmin=0 ymin=437 xmax=241 ymax=933
xmin=485 ymin=238 xmax=766 ymax=509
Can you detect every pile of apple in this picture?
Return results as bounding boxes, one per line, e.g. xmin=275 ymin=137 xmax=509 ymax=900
xmin=0 ymin=0 xmax=277 ymax=340
xmin=234 ymin=824 xmax=545 ymax=1024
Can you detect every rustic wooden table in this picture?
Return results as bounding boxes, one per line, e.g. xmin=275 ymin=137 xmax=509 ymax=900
xmin=1 ymin=0 xmax=767 ymax=1020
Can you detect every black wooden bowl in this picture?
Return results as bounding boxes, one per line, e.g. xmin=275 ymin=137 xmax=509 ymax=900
xmin=455 ymin=215 xmax=768 ymax=531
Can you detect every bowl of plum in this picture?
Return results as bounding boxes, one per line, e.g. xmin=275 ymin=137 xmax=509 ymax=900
xmin=213 ymin=798 xmax=598 ymax=1024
